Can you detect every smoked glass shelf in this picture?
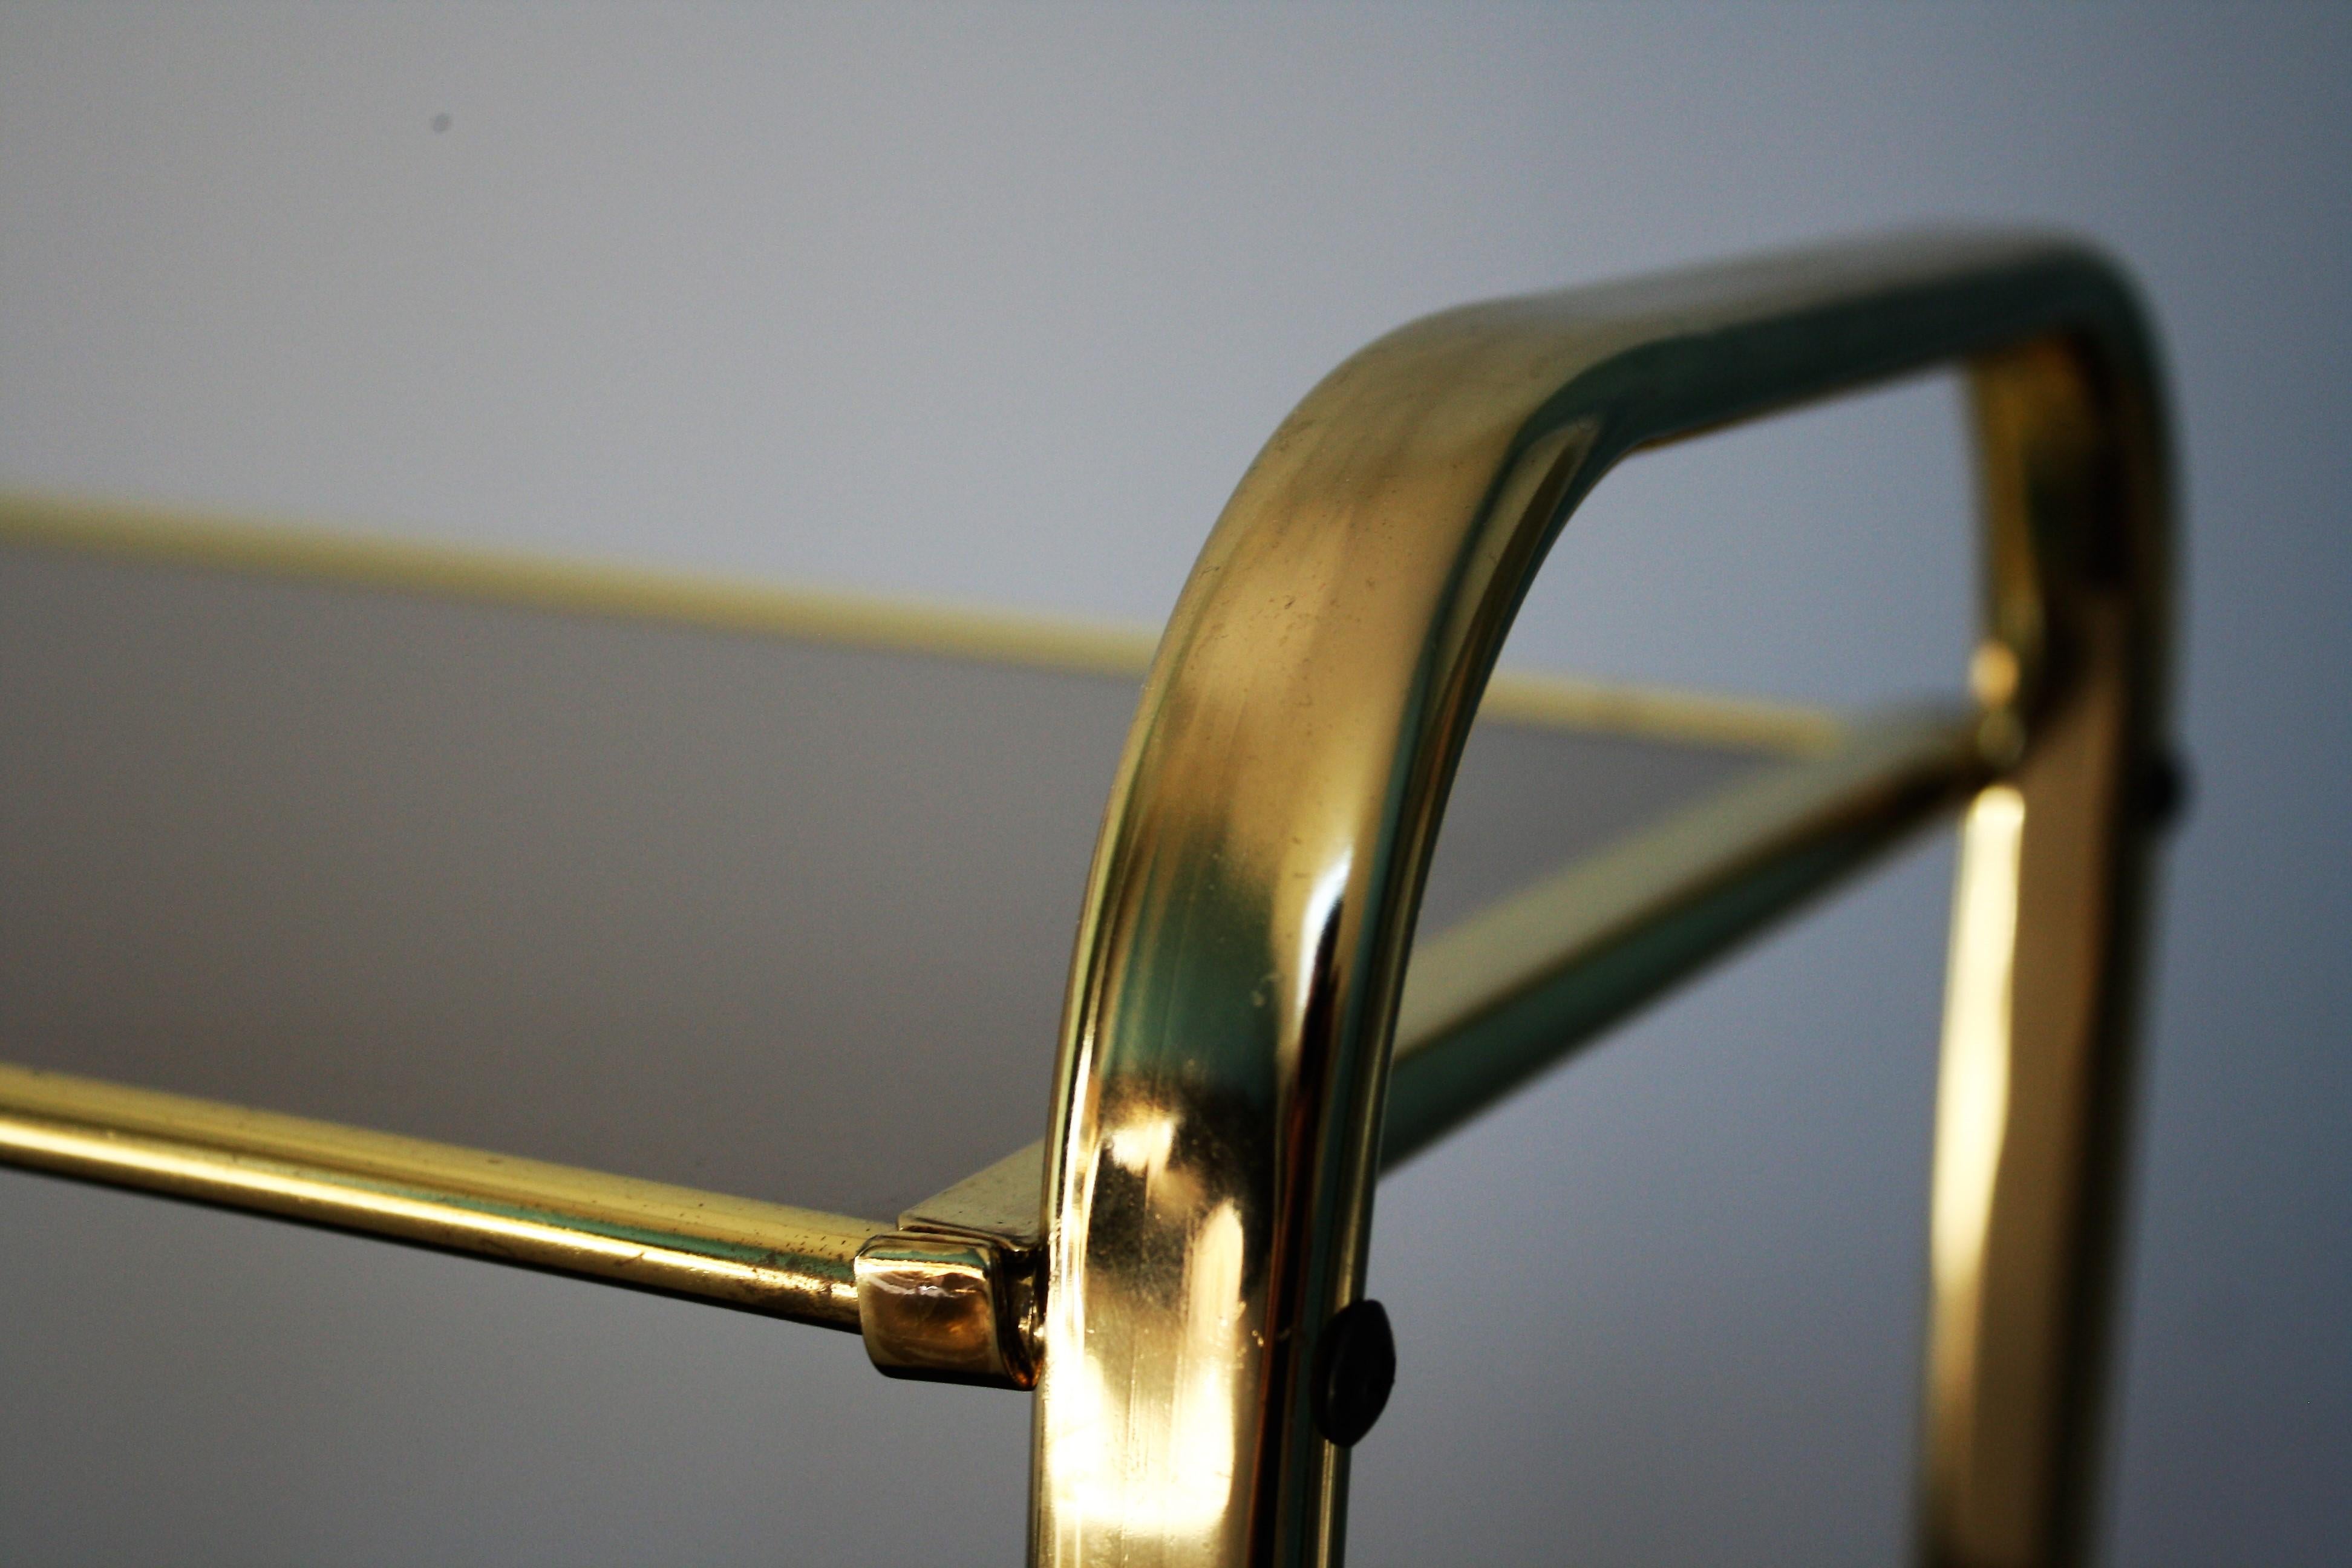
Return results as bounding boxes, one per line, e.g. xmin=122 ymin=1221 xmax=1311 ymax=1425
xmin=0 ymin=495 xmax=1862 ymax=1324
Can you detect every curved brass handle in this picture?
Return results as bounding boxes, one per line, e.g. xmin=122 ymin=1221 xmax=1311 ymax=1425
xmin=1035 ymin=232 xmax=2171 ymax=1567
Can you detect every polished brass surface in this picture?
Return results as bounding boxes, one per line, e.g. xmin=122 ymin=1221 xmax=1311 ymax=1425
xmin=1921 ymin=336 xmax=2169 ymax=1568
xmin=1036 ymin=233 xmax=2167 ymax=1567
xmin=903 ymin=1143 xmax=1053 ymax=1249
xmin=855 ymin=1147 xmax=1053 ymax=1388
xmin=857 ymin=1232 xmax=1043 ymax=1390
xmin=0 ymin=1062 xmax=878 ymax=1328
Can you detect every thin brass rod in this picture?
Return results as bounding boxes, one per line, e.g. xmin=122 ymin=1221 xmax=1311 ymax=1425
xmin=0 ymin=1063 xmax=879 ymax=1330
xmin=0 ymin=491 xmax=1837 ymax=757
xmin=0 ymin=489 xmax=1158 ymax=684
xmin=1384 ymin=705 xmax=1983 ymax=1168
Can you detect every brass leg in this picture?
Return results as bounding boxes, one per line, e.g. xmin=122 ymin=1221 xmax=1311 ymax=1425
xmin=1922 ymin=342 xmax=2171 ymax=1567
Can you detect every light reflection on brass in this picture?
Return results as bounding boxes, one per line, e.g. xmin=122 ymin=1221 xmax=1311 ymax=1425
xmin=1932 ymin=785 xmax=2028 ymax=1333
xmin=1038 ymin=233 xmax=2169 ymax=1568
xmin=855 ymin=1232 xmax=1040 ymax=1388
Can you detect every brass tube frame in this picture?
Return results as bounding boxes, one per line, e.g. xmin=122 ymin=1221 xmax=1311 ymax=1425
xmin=1034 ymin=233 xmax=2169 ymax=1567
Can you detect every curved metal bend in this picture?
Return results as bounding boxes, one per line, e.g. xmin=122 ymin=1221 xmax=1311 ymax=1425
xmin=1035 ymin=232 xmax=2170 ymax=1567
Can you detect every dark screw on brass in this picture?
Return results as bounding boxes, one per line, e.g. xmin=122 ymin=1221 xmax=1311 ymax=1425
xmin=1312 ymin=1298 xmax=1396 ymax=1447
xmin=2139 ymin=749 xmax=2192 ymax=830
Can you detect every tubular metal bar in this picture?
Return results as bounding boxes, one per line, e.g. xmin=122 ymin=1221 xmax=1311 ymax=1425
xmin=1036 ymin=232 xmax=2169 ymax=1568
xmin=0 ymin=491 xmax=1838 ymax=758
xmin=1385 ymin=704 xmax=1982 ymax=1168
xmin=0 ymin=1063 xmax=880 ymax=1329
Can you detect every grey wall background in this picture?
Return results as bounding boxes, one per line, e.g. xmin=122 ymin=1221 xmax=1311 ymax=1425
xmin=1 ymin=4 xmax=2344 ymax=1563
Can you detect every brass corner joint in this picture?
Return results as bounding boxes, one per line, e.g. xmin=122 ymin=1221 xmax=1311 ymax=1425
xmin=855 ymin=1145 xmax=1047 ymax=1390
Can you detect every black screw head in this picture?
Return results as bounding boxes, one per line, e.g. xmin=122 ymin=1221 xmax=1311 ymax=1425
xmin=1312 ymin=1298 xmax=1396 ymax=1447
xmin=2139 ymin=750 xmax=2192 ymax=830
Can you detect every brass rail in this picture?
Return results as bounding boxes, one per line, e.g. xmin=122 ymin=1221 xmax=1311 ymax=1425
xmin=1385 ymin=704 xmax=1983 ymax=1167
xmin=0 ymin=491 xmax=1835 ymax=755
xmin=0 ymin=1063 xmax=878 ymax=1329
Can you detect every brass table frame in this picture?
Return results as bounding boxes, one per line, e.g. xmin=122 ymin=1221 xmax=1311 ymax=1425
xmin=0 ymin=230 xmax=2171 ymax=1567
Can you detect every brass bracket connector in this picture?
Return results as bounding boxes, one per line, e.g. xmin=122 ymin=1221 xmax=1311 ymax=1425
xmin=854 ymin=1145 xmax=1045 ymax=1390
